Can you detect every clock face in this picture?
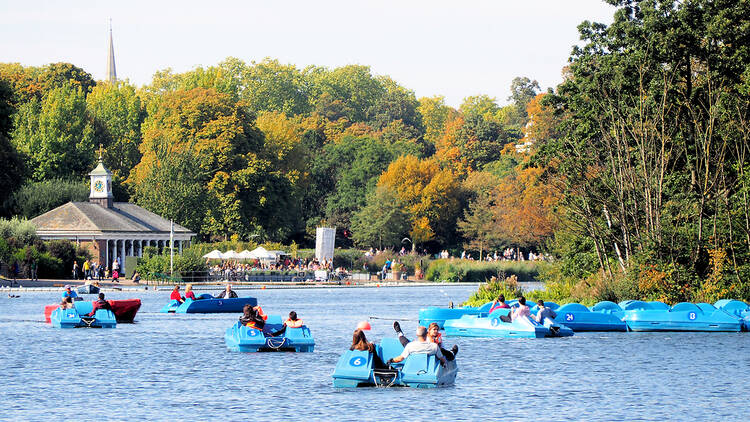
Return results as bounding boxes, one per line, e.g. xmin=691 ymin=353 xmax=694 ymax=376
xmin=94 ymin=180 xmax=104 ymax=193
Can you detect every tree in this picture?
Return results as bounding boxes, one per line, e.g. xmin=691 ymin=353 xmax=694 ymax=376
xmin=0 ymin=79 xmax=24 ymax=214
xmin=366 ymin=76 xmax=423 ymax=133
xmin=307 ymin=64 xmax=386 ymax=122
xmin=506 ymin=76 xmax=540 ymax=127
xmin=129 ymin=88 xmax=292 ymax=240
xmin=378 ymin=155 xmax=463 ymax=247
xmin=11 ymin=83 xmax=94 ymax=181
xmin=350 ymin=186 xmax=410 ymax=249
xmin=417 ymin=95 xmax=457 ymax=145
xmin=458 ymin=193 xmax=500 ymax=260
xmin=87 ymin=82 xmax=146 ymax=182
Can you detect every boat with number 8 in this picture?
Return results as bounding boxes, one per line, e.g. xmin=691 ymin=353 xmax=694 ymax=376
xmin=621 ymin=302 xmax=742 ymax=332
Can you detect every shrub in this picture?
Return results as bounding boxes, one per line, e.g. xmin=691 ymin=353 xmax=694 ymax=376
xmin=462 ymin=275 xmax=524 ymax=306
xmin=425 ymin=259 xmax=542 ymax=283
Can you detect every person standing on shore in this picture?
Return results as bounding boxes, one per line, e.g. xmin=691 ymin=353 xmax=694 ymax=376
xmin=30 ymin=259 xmax=38 ymax=281
xmin=72 ymin=261 xmax=79 ymax=280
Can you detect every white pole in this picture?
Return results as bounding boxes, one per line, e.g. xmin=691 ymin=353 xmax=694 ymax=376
xmin=170 ymin=220 xmax=174 ymax=277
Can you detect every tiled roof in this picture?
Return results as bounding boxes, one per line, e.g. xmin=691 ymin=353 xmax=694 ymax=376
xmin=31 ymin=202 xmax=194 ymax=235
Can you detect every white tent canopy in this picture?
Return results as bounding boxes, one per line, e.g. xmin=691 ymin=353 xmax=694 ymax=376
xmin=222 ymin=250 xmax=241 ymax=260
xmin=238 ymin=250 xmax=253 ymax=260
xmin=202 ymin=249 xmax=223 ymax=259
xmin=247 ymin=246 xmax=278 ymax=260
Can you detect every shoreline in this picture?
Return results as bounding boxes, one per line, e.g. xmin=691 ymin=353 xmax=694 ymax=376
xmin=0 ymin=278 xmax=485 ymax=292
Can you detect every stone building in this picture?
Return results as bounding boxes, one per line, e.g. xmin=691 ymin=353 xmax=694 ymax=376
xmin=31 ymin=157 xmax=195 ymax=276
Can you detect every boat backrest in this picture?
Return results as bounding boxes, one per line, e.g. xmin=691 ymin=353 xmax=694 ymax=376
xmin=557 ymin=303 xmax=590 ymax=313
xmin=488 ymin=308 xmax=512 ymax=318
xmin=265 ymin=315 xmax=283 ymax=325
xmin=198 ymin=293 xmax=214 ymax=300
xmin=648 ymin=301 xmax=670 ymax=310
xmin=284 ymin=326 xmax=311 ymax=339
xmin=620 ymin=300 xmax=650 ymax=310
xmin=714 ymin=299 xmax=749 ymax=314
xmin=477 ymin=302 xmax=494 ymax=312
xmin=695 ymin=303 xmax=717 ymax=313
xmin=378 ymin=337 xmax=405 ymax=362
xmin=592 ymin=301 xmax=622 ymax=312
xmin=670 ymin=302 xmax=702 ymax=313
xmin=74 ymin=301 xmax=94 ymax=315
xmin=401 ymin=353 xmax=432 ymax=376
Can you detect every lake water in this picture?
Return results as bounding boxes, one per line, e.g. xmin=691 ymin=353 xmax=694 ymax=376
xmin=2 ymin=285 xmax=749 ymax=421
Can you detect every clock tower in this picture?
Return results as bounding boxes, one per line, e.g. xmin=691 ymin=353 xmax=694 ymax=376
xmin=89 ymin=147 xmax=113 ymax=208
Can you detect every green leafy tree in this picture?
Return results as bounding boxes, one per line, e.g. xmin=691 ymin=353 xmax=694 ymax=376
xmin=87 ymin=81 xmax=146 ymax=182
xmin=351 ymin=186 xmax=410 ymax=249
xmin=11 ymin=83 xmax=94 ymax=181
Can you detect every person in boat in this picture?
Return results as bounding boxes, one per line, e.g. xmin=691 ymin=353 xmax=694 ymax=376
xmin=184 ymin=284 xmax=198 ymax=301
xmin=239 ymin=304 xmax=267 ymax=330
xmin=388 ymin=326 xmax=447 ymax=367
xmin=510 ymin=296 xmax=531 ymax=321
xmin=393 ymin=321 xmax=457 ymax=361
xmin=535 ymin=299 xmax=557 ymax=323
xmin=87 ymin=293 xmax=113 ymax=316
xmin=216 ymin=284 xmax=238 ymax=299
xmin=61 ymin=285 xmax=78 ymax=300
xmin=489 ymin=294 xmax=511 ymax=313
xmin=350 ymin=328 xmax=389 ymax=370
xmin=170 ymin=285 xmax=184 ymax=303
xmin=59 ymin=296 xmax=75 ymax=309
xmin=270 ymin=311 xmax=304 ymax=336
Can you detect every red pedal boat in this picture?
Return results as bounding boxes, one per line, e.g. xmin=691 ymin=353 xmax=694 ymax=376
xmin=45 ymin=299 xmax=142 ymax=323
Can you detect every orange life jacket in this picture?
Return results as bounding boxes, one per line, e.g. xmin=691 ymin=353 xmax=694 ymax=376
xmin=429 ymin=332 xmax=443 ymax=345
xmin=256 ymin=305 xmax=268 ymax=321
xmin=285 ymin=318 xmax=303 ymax=328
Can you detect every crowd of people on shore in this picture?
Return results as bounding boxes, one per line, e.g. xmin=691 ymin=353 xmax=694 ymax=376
xmin=207 ymin=257 xmax=346 ymax=281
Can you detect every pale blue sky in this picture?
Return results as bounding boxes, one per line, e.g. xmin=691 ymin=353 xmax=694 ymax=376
xmin=0 ymin=0 xmax=615 ymax=107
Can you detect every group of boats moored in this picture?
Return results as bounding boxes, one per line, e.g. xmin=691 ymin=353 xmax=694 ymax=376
xmin=419 ymin=299 xmax=750 ymax=336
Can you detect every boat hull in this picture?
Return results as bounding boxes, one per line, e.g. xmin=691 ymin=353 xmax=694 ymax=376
xmin=160 ymin=297 xmax=258 ymax=313
xmin=443 ymin=314 xmax=570 ymax=338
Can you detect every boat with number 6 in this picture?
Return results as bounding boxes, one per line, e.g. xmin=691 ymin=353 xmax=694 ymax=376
xmin=332 ymin=337 xmax=457 ymax=388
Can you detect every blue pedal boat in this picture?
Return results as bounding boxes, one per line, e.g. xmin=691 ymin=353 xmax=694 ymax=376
xmin=548 ymin=303 xmax=627 ymax=332
xmin=50 ymin=304 xmax=116 ymax=328
xmin=621 ymin=302 xmax=742 ymax=332
xmin=225 ymin=315 xmax=314 ymax=352
xmin=418 ymin=302 xmax=493 ymax=328
xmin=713 ymin=300 xmax=750 ymax=331
xmin=160 ymin=295 xmax=258 ymax=313
xmin=443 ymin=310 xmax=573 ymax=338
xmin=332 ymin=338 xmax=458 ymax=388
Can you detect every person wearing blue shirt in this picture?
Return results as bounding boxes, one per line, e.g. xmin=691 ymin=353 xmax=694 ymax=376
xmin=61 ymin=285 xmax=78 ymax=299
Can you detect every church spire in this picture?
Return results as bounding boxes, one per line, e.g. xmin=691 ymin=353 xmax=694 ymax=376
xmin=106 ymin=19 xmax=117 ymax=84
